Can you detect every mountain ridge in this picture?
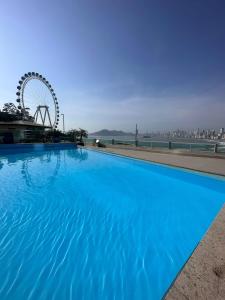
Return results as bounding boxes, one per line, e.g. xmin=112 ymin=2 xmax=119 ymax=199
xmin=90 ymin=129 xmax=135 ymax=136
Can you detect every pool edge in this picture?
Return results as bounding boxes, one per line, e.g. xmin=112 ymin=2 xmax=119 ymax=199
xmin=85 ymin=146 xmax=225 ymax=299
xmin=84 ymin=146 xmax=225 ymax=180
xmin=164 ymin=204 xmax=225 ymax=300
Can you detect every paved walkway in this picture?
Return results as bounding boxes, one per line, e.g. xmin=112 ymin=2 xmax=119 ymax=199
xmin=87 ymin=146 xmax=225 ymax=300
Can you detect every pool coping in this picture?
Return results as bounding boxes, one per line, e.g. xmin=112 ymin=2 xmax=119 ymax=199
xmin=165 ymin=204 xmax=225 ymax=300
xmin=85 ymin=146 xmax=225 ymax=300
xmin=85 ymin=146 xmax=225 ymax=180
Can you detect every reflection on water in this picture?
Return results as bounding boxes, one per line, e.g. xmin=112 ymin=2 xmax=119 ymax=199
xmin=21 ymin=151 xmax=61 ymax=188
xmin=66 ymin=148 xmax=89 ymax=162
xmin=0 ymin=148 xmax=89 ymax=188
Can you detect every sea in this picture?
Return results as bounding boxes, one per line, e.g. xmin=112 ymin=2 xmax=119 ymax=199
xmin=88 ymin=135 xmax=221 ymax=144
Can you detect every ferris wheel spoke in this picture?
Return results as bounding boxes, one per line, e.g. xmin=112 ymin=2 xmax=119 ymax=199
xmin=26 ymin=84 xmax=41 ymax=105
xmin=25 ymin=90 xmax=40 ymax=114
xmin=33 ymin=85 xmax=43 ymax=105
xmin=42 ymin=85 xmax=48 ymax=105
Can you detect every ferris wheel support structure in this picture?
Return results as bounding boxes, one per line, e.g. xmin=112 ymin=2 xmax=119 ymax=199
xmin=34 ymin=105 xmax=52 ymax=128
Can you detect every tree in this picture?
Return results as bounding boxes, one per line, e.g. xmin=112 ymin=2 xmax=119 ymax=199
xmin=45 ymin=129 xmax=62 ymax=138
xmin=23 ymin=108 xmax=34 ymax=122
xmin=1 ymin=103 xmax=35 ymax=122
xmin=2 ymin=103 xmax=20 ymax=115
xmin=66 ymin=129 xmax=80 ymax=142
xmin=79 ymin=128 xmax=88 ymax=142
xmin=65 ymin=129 xmax=88 ymax=143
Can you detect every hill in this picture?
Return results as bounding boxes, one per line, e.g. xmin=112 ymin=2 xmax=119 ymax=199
xmin=90 ymin=129 xmax=134 ymax=136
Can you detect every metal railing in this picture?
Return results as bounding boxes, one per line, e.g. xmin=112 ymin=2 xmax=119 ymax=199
xmin=84 ymin=138 xmax=225 ymax=154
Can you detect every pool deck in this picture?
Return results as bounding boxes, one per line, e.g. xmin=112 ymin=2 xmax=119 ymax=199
xmin=86 ymin=146 xmax=225 ymax=300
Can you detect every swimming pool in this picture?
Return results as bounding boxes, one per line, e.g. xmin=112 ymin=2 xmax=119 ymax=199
xmin=0 ymin=147 xmax=224 ymax=299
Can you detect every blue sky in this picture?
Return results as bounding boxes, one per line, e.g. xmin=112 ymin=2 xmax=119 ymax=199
xmin=0 ymin=0 xmax=225 ymax=132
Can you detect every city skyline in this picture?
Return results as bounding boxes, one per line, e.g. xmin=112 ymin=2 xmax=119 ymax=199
xmin=0 ymin=0 xmax=225 ymax=132
xmin=90 ymin=127 xmax=225 ymax=139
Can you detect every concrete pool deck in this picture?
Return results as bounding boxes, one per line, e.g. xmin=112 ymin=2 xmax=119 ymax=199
xmin=86 ymin=146 xmax=225 ymax=300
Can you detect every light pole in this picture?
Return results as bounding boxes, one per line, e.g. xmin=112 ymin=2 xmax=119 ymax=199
xmin=135 ymin=123 xmax=138 ymax=146
xmin=61 ymin=113 xmax=65 ymax=133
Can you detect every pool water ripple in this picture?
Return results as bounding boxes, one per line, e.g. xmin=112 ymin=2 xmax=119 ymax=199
xmin=0 ymin=148 xmax=225 ymax=299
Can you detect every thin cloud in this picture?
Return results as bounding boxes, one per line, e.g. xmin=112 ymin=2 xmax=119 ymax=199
xmin=60 ymin=84 xmax=225 ymax=132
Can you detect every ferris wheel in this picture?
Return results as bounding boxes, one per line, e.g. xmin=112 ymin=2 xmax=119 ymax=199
xmin=16 ymin=72 xmax=59 ymax=129
xmin=21 ymin=151 xmax=61 ymax=188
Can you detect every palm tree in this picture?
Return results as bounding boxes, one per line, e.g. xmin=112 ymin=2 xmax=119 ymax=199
xmin=79 ymin=128 xmax=88 ymax=142
xmin=65 ymin=128 xmax=88 ymax=144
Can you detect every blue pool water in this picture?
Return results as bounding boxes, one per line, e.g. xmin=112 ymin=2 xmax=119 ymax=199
xmin=0 ymin=147 xmax=224 ymax=300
